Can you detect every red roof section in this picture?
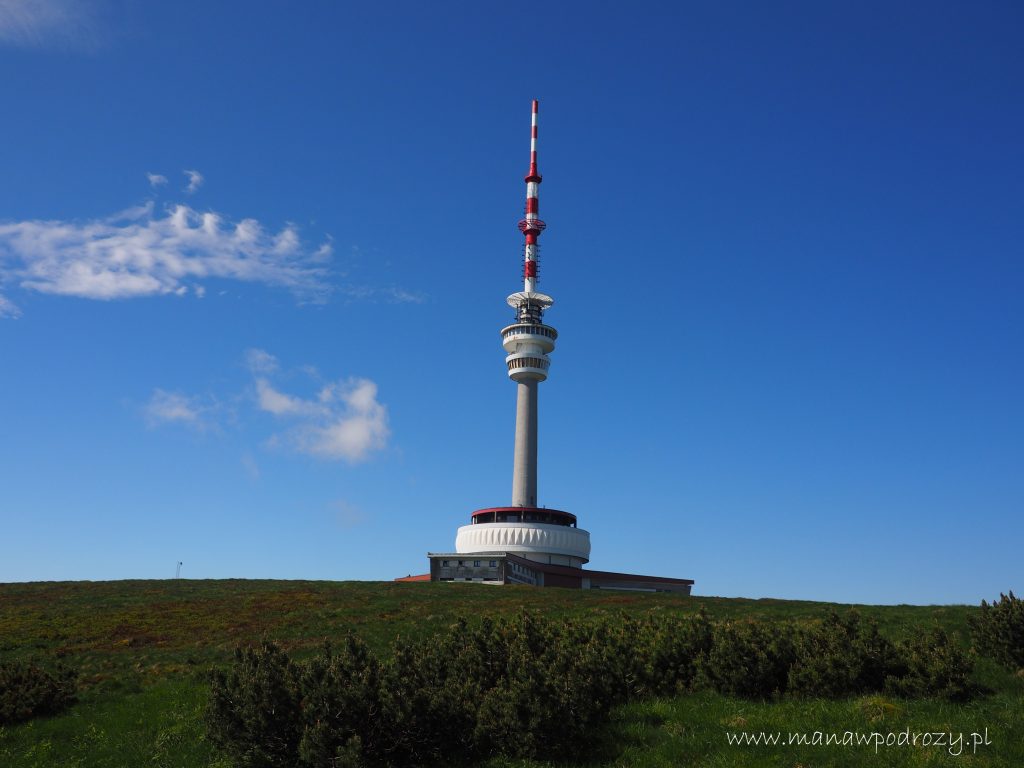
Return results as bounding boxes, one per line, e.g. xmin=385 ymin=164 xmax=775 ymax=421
xmin=471 ymin=506 xmax=577 ymax=524
xmin=394 ymin=573 xmax=431 ymax=582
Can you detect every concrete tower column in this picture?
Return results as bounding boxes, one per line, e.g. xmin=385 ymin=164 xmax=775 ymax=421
xmin=512 ymin=378 xmax=538 ymax=506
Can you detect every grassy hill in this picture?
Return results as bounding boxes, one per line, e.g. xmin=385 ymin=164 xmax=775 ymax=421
xmin=1 ymin=580 xmax=1021 ymax=767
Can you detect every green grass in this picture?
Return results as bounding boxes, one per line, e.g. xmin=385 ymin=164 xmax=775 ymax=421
xmin=1 ymin=579 xmax=1020 ymax=767
xmin=0 ymin=679 xmax=223 ymax=768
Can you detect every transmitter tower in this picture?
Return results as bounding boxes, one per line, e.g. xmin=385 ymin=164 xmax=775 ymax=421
xmin=453 ymin=100 xmax=591 ymax=567
xmin=419 ymin=101 xmax=692 ymax=592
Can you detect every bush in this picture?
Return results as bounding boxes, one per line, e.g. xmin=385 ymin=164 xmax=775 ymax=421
xmin=206 ymin=608 xmax=982 ymax=766
xmin=970 ymin=591 xmax=1024 ymax=671
xmin=0 ymin=657 xmax=78 ymax=725
xmin=206 ymin=642 xmax=303 ymax=768
xmin=698 ymin=620 xmax=795 ymax=699
xmin=471 ymin=613 xmax=627 ymax=761
xmin=297 ymin=636 xmax=385 ymax=768
xmin=207 ymin=614 xmax=633 ymax=767
xmin=628 ymin=608 xmax=714 ymax=697
xmin=788 ymin=610 xmax=901 ymax=698
xmin=378 ymin=618 xmax=491 ymax=765
xmin=885 ymin=628 xmax=976 ymax=702
xmin=383 ymin=612 xmax=627 ymax=762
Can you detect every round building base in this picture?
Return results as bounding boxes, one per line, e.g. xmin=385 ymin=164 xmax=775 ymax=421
xmin=455 ymin=506 xmax=591 ymax=566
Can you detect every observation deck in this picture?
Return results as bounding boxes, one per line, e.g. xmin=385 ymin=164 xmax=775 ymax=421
xmin=501 ymin=321 xmax=557 ymax=382
xmin=501 ymin=323 xmax=557 ymax=353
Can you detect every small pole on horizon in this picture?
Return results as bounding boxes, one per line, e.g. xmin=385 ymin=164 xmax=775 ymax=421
xmin=175 ymin=561 xmax=182 ymax=579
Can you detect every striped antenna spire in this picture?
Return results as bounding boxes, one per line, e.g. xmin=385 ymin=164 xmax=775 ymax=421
xmin=518 ymin=99 xmax=546 ymax=293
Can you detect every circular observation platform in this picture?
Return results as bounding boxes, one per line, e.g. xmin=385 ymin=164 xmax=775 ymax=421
xmin=505 ymin=352 xmax=550 ymax=381
xmin=456 ymin=506 xmax=591 ymax=567
xmin=501 ymin=323 xmax=557 ymax=354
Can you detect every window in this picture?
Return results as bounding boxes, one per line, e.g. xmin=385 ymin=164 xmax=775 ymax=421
xmin=489 ymin=560 xmax=497 ymax=567
xmin=474 ymin=560 xmax=481 ymax=567
xmin=441 ymin=560 xmax=449 ymax=567
xmin=458 ymin=560 xmax=464 ymax=566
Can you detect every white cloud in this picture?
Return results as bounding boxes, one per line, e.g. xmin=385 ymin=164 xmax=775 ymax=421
xmin=0 ymin=200 xmax=331 ymax=307
xmin=255 ymin=369 xmax=389 ymax=463
xmin=143 ymin=389 xmax=209 ymax=431
xmin=147 ymin=172 xmax=168 ymax=188
xmin=241 ymin=452 xmax=260 ymax=480
xmin=384 ymin=286 xmax=426 ymax=304
xmin=0 ymin=0 xmax=99 ymax=49
xmin=294 ymin=379 xmax=389 ymax=461
xmin=0 ymin=293 xmax=20 ymax=318
xmin=341 ymin=284 xmax=426 ymax=304
xmin=144 ymin=349 xmax=390 ymax=464
xmin=184 ymin=170 xmax=203 ymax=194
xmin=255 ymin=378 xmax=320 ymax=417
xmin=330 ymin=499 xmax=365 ymax=529
xmin=245 ymin=347 xmax=279 ymax=374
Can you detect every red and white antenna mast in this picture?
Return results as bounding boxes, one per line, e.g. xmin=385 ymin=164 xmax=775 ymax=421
xmin=520 ymin=99 xmax=545 ymax=294
xmin=507 ymin=100 xmax=553 ymax=325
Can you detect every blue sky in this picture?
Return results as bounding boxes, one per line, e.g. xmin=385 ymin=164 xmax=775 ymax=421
xmin=1 ymin=1 xmax=1021 ymax=604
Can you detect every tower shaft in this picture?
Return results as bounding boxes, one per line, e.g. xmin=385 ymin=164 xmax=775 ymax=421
xmin=511 ymin=379 xmax=538 ymax=507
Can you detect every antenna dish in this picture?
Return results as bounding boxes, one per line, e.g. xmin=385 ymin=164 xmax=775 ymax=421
xmin=506 ymin=291 xmax=554 ymax=309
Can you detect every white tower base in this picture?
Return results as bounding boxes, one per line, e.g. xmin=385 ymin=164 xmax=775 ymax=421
xmin=456 ymin=521 xmax=591 ymax=568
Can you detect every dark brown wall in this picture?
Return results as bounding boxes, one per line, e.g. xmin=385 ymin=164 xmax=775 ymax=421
xmin=543 ymin=571 xmax=583 ymax=589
